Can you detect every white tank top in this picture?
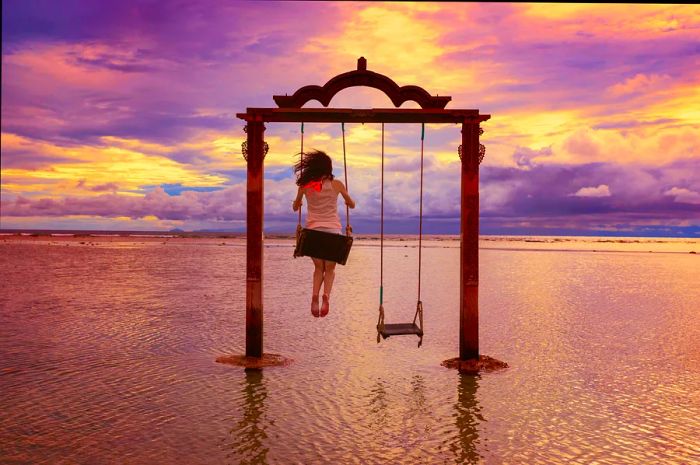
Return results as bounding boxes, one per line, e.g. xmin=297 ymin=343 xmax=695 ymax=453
xmin=304 ymin=178 xmax=342 ymax=230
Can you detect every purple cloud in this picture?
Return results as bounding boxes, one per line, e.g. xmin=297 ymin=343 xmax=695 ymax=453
xmin=479 ymin=159 xmax=700 ymax=221
xmin=1 ymin=147 xmax=75 ymax=169
xmin=2 ymin=2 xmax=699 ymax=236
xmin=2 ymin=186 xmax=244 ymax=221
xmin=2 ymin=1 xmax=346 ymax=147
xmin=3 ymin=160 xmax=698 ymax=233
xmin=90 ymin=182 xmax=119 ymax=193
xmin=513 ymin=146 xmax=553 ymax=168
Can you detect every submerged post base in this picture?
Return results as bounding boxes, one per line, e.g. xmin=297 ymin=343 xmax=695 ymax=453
xmin=441 ymin=355 xmax=508 ymax=374
xmin=216 ymin=353 xmax=293 ymax=369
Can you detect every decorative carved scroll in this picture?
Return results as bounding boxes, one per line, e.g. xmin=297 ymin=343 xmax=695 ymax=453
xmin=457 ymin=144 xmax=485 ymax=165
xmin=241 ymin=124 xmax=269 ymax=161
xmin=273 ymin=57 xmax=451 ymax=109
xmin=241 ymin=141 xmax=269 ymax=161
xmin=458 ymin=126 xmax=485 ymax=168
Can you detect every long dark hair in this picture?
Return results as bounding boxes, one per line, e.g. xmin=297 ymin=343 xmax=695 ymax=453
xmin=294 ymin=149 xmax=334 ymax=186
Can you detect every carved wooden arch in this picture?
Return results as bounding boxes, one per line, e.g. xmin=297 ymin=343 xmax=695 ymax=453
xmin=273 ymin=57 xmax=451 ymax=109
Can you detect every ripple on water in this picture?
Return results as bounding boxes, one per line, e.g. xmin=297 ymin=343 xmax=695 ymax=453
xmin=1 ymin=241 xmax=699 ymax=464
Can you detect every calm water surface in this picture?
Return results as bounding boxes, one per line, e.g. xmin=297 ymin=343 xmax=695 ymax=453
xmin=1 ymin=238 xmax=699 ymax=464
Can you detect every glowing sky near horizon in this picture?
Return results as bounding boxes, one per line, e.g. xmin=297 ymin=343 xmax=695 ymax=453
xmin=1 ymin=1 xmax=699 ymax=235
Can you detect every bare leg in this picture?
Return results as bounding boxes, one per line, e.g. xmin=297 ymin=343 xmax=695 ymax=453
xmin=322 ymin=260 xmax=336 ymax=297
xmin=320 ymin=260 xmax=336 ymax=317
xmin=311 ymin=258 xmax=324 ymax=297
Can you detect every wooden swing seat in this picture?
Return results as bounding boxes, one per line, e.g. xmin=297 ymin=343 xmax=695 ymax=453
xmin=294 ymin=227 xmax=353 ymax=265
xmin=378 ymin=322 xmax=423 ymax=338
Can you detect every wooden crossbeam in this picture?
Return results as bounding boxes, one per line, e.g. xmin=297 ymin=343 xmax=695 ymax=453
xmin=237 ymin=108 xmax=490 ymax=124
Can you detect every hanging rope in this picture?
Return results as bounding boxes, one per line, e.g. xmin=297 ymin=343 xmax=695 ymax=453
xmin=380 ymin=122 xmax=384 ymax=303
xmin=413 ymin=123 xmax=425 ymax=346
xmin=417 ymin=123 xmax=424 ymax=303
xmin=376 ymin=123 xmax=385 ymax=343
xmin=341 ymin=123 xmax=352 ymax=237
xmin=296 ymin=122 xmax=304 ymax=240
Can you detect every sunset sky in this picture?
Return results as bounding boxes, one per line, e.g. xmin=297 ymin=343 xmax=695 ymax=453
xmin=2 ymin=1 xmax=699 ymax=236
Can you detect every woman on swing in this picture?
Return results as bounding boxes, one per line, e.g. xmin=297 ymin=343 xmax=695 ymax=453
xmin=292 ymin=150 xmax=355 ymax=317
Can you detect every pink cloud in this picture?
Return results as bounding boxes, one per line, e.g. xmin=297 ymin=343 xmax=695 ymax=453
xmin=572 ymin=185 xmax=611 ymax=198
xmin=607 ymin=73 xmax=671 ymax=97
xmin=664 ymin=187 xmax=700 ymax=205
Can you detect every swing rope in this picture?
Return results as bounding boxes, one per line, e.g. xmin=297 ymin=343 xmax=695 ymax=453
xmin=296 ymin=122 xmax=304 ymax=242
xmin=417 ymin=123 xmax=424 ymax=303
xmin=413 ymin=124 xmax=425 ymax=339
xmin=377 ymin=123 xmax=385 ymax=342
xmin=341 ymin=123 xmax=352 ymax=236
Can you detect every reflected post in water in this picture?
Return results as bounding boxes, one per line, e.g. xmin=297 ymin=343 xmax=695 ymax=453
xmin=225 ymin=368 xmax=269 ymax=465
xmin=452 ymin=374 xmax=483 ymax=464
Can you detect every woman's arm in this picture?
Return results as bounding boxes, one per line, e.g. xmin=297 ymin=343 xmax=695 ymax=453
xmin=292 ymin=186 xmax=303 ymax=211
xmin=333 ymin=180 xmax=356 ymax=209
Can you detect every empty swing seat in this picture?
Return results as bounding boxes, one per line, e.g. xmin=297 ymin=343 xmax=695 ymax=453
xmin=376 ymin=300 xmax=424 ymax=347
xmin=378 ymin=322 xmax=423 ymax=339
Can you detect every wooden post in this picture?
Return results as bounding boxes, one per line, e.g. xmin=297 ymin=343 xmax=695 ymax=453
xmin=460 ymin=122 xmax=480 ymax=360
xmin=246 ymin=120 xmax=265 ymax=358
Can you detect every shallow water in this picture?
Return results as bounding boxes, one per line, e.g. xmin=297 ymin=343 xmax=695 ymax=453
xmin=1 ymin=238 xmax=699 ymax=464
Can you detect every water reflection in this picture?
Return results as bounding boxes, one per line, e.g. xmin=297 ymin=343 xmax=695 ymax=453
xmin=367 ymin=379 xmax=389 ymax=433
xmin=3 ymin=240 xmax=698 ymax=464
xmin=225 ymin=369 xmax=269 ymax=465
xmin=452 ymin=374 xmax=483 ymax=464
xmin=410 ymin=375 xmax=427 ymax=415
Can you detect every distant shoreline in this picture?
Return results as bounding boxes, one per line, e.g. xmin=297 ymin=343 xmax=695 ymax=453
xmin=0 ymin=231 xmax=451 ymax=241
xmin=0 ymin=229 xmax=697 ymax=240
xmin=1 ymin=231 xmax=697 ymax=254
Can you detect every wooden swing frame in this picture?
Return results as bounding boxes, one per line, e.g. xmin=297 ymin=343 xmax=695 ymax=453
xmin=236 ymin=57 xmax=490 ymax=361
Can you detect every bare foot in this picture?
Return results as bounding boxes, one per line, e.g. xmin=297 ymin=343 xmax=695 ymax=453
xmin=320 ymin=294 xmax=330 ymax=317
xmin=311 ymin=295 xmax=320 ymax=317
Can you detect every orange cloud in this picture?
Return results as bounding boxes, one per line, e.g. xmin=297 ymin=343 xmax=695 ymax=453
xmin=1 ymin=133 xmax=228 ymax=198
